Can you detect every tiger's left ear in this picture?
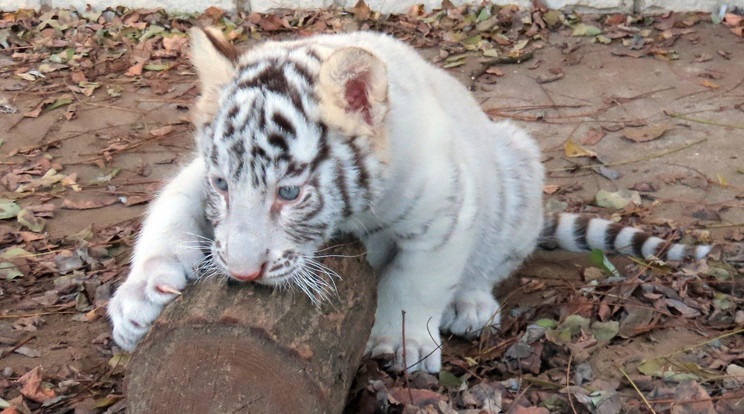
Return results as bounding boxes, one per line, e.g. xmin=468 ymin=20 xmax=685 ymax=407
xmin=190 ymin=27 xmax=239 ymax=127
xmin=317 ymin=47 xmax=388 ymax=138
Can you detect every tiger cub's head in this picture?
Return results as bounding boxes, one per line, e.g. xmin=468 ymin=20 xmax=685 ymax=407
xmin=189 ymin=27 xmax=387 ymax=299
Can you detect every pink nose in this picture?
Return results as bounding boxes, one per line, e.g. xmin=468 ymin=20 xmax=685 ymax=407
xmin=230 ymin=263 xmax=266 ymax=282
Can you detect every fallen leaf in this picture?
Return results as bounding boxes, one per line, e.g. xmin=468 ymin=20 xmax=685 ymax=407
xmin=0 ymin=200 xmax=20 ymax=219
xmin=565 ymin=140 xmax=597 ymax=158
xmin=543 ymin=185 xmax=560 ymax=194
xmin=149 ymin=125 xmax=174 ymax=137
xmin=671 ymin=381 xmax=716 ymax=414
xmin=572 ymin=23 xmax=601 ymax=37
xmin=61 ymin=197 xmax=118 ymax=210
xmin=590 ymin=321 xmax=619 ymax=342
xmin=690 ymin=207 xmax=721 ymax=221
xmin=580 ymin=128 xmax=606 ymax=146
xmin=699 ymin=79 xmax=720 ymax=89
xmin=389 ymin=388 xmax=442 ymax=406
xmin=17 ymin=367 xmax=56 ymax=403
xmin=16 ymin=209 xmax=45 ymax=233
xmin=439 ymin=370 xmax=463 ymax=387
xmin=14 ymin=346 xmax=41 ymax=358
xmin=595 ymin=189 xmax=641 ymax=210
xmin=511 ymin=406 xmax=549 ymax=414
xmin=622 ymin=122 xmax=674 ymax=142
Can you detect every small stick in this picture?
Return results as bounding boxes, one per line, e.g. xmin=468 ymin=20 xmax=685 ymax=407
xmin=618 ymin=365 xmax=657 ymax=414
xmin=0 ymin=335 xmax=36 ymax=360
xmin=567 ymin=352 xmax=578 ymax=414
xmin=667 ymin=112 xmax=744 ymax=129
xmin=547 ymin=138 xmax=708 ymax=173
xmin=401 ymin=310 xmax=414 ymax=405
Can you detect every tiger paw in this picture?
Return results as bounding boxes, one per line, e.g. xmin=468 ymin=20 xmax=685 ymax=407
xmin=107 ymin=257 xmax=188 ymax=351
xmin=440 ymin=290 xmax=501 ymax=338
xmin=365 ymin=323 xmax=442 ymax=373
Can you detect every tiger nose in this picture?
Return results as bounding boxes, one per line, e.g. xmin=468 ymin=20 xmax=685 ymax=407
xmin=230 ymin=262 xmax=267 ymax=282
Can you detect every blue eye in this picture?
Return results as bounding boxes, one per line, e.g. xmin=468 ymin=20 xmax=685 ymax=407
xmin=212 ymin=176 xmax=228 ymax=192
xmin=278 ymin=186 xmax=300 ymax=201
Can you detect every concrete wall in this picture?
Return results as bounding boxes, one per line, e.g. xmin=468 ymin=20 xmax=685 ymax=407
xmin=3 ymin=0 xmax=743 ymax=14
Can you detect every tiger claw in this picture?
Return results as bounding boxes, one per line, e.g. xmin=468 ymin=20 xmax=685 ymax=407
xmin=155 ymin=284 xmax=182 ymax=295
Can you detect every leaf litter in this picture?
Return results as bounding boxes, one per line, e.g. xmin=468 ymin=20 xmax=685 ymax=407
xmin=0 ymin=2 xmax=742 ymax=414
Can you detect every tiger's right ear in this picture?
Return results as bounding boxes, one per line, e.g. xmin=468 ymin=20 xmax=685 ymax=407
xmin=189 ymin=27 xmax=238 ymax=127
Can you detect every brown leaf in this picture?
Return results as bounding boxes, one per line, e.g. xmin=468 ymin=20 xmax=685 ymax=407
xmin=150 ymin=125 xmax=174 ymax=137
xmin=690 ymin=207 xmax=721 ymax=221
xmin=622 ymin=122 xmax=674 ymax=142
xmin=671 ymin=381 xmax=716 ymax=414
xmin=543 ymin=184 xmax=560 ymax=194
xmin=351 ymin=0 xmax=372 ymax=20
xmin=22 ymin=97 xmax=56 ymax=118
xmin=580 ymin=128 xmax=606 ymax=146
xmin=619 ymin=307 xmax=656 ymax=338
xmin=146 ymin=79 xmax=170 ymax=95
xmin=389 ymin=388 xmax=443 ymax=406
xmin=125 ymin=60 xmax=146 ymax=77
xmin=699 ymin=79 xmax=720 ymax=89
xmin=124 ymin=194 xmax=154 ymax=206
xmin=18 ymin=366 xmax=56 ymax=403
xmin=511 ymin=407 xmax=549 ymax=414
xmin=62 ymin=197 xmax=119 ymax=210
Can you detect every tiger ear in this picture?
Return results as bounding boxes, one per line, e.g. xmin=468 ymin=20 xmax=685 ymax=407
xmin=189 ymin=27 xmax=238 ymax=127
xmin=317 ymin=47 xmax=388 ymax=137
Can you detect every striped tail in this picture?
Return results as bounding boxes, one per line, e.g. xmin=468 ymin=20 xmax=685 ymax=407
xmin=539 ymin=213 xmax=712 ymax=261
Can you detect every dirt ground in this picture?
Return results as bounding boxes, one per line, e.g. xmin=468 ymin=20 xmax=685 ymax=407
xmin=0 ymin=5 xmax=743 ymax=414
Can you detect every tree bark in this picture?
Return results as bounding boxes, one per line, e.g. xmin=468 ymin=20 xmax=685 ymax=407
xmin=125 ymin=239 xmax=376 ymax=414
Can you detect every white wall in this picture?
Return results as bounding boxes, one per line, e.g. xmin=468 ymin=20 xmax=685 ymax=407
xmin=2 ymin=0 xmax=742 ymax=15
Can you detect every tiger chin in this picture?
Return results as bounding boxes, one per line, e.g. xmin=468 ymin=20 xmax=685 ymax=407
xmin=107 ymin=27 xmax=712 ymax=373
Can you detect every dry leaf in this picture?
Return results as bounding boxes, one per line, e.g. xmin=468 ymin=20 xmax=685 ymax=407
xmin=351 ymin=0 xmax=372 ymax=20
xmin=564 ymin=140 xmax=597 ymax=158
xmin=543 ymin=184 xmax=560 ymax=194
xmin=18 ymin=367 xmax=56 ymax=403
xmin=62 ymin=197 xmax=119 ymax=210
xmin=622 ymin=122 xmax=673 ymax=142
xmin=150 ymin=125 xmax=174 ymax=137
xmin=699 ymin=79 xmax=720 ymax=89
xmin=580 ymin=128 xmax=606 ymax=146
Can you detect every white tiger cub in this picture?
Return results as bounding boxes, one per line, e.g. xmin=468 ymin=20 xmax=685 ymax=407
xmin=108 ymin=27 xmax=711 ymax=373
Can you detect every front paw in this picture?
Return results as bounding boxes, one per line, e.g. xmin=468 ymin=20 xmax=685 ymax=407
xmin=440 ymin=290 xmax=501 ymax=338
xmin=107 ymin=257 xmax=188 ymax=351
xmin=365 ymin=320 xmax=442 ymax=374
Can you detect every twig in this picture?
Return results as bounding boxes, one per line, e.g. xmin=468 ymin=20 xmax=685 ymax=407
xmin=704 ymin=222 xmax=744 ymax=229
xmin=667 ymin=112 xmax=744 ymax=129
xmin=401 ymin=310 xmax=414 ymax=405
xmin=548 ymin=138 xmax=708 ymax=173
xmin=567 ymin=352 xmax=578 ymax=414
xmin=0 ymin=335 xmax=36 ymax=360
xmin=0 ymin=311 xmax=77 ymax=319
xmin=618 ymin=366 xmax=656 ymax=414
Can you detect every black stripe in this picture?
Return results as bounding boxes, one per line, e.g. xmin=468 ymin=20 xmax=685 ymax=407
xmin=631 ymin=231 xmax=651 ymax=258
xmin=335 ymin=160 xmax=352 ymax=217
xmin=605 ymin=223 xmax=624 ymax=251
xmin=573 ymin=215 xmax=591 ymax=251
xmin=310 ymin=125 xmax=329 ymax=172
xmin=267 ymin=133 xmax=289 ymax=152
xmin=231 ymin=140 xmax=246 ymax=180
xmin=683 ymin=245 xmax=697 ymax=260
xmin=541 ymin=213 xmax=558 ymax=239
xmin=347 ymin=138 xmax=370 ymax=194
xmin=287 ymin=61 xmax=314 ymax=85
xmin=272 ymin=112 xmax=295 ymax=136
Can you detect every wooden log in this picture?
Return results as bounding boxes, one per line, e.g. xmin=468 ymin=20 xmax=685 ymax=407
xmin=125 ymin=239 xmax=375 ymax=414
